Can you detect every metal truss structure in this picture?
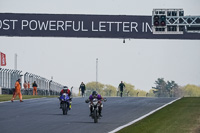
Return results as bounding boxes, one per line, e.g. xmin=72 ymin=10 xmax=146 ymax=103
xmin=152 ymin=9 xmax=200 ymax=34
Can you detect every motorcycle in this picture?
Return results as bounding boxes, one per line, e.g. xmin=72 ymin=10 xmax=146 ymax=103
xmin=60 ymin=93 xmax=71 ymax=115
xmin=85 ymin=98 xmax=107 ymax=123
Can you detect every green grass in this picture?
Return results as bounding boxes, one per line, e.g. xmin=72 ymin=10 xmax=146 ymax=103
xmin=0 ymin=94 xmax=58 ymax=102
xmin=117 ymin=97 xmax=200 ymax=133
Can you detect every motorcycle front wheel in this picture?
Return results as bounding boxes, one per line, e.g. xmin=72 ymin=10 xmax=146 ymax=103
xmin=62 ymin=103 xmax=68 ymax=115
xmin=94 ymin=108 xmax=98 ymax=123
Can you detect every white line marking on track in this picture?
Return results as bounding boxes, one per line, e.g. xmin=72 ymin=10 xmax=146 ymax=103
xmin=0 ymin=96 xmax=82 ymax=104
xmin=0 ymin=97 xmax=48 ymax=104
xmin=108 ymin=97 xmax=182 ymax=133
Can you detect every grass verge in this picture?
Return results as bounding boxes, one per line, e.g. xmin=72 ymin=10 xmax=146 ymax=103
xmin=117 ymin=97 xmax=200 ymax=133
xmin=0 ymin=94 xmax=58 ymax=102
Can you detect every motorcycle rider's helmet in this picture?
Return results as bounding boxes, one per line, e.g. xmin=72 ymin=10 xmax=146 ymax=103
xmin=63 ymin=86 xmax=68 ymax=90
xmin=92 ymin=91 xmax=98 ymax=97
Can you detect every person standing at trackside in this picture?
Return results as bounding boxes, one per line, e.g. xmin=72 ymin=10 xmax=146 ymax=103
xmin=28 ymin=81 xmax=30 ymax=89
xmin=28 ymin=81 xmax=30 ymax=95
xmin=11 ymin=79 xmax=23 ymax=102
xmin=79 ymin=82 xmax=86 ymax=97
xmin=118 ymin=81 xmax=125 ymax=97
xmin=32 ymin=81 xmax=38 ymax=95
xmin=23 ymin=81 xmax=28 ymax=95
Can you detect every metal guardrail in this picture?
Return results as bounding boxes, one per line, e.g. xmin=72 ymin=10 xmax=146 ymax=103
xmin=1 ymin=88 xmax=59 ymax=95
xmin=24 ymin=72 xmax=63 ymax=92
xmin=0 ymin=68 xmax=63 ymax=95
xmin=0 ymin=68 xmax=22 ymax=89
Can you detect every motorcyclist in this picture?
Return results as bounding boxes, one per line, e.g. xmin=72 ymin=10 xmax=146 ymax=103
xmin=86 ymin=91 xmax=104 ymax=117
xmin=59 ymin=86 xmax=72 ymax=109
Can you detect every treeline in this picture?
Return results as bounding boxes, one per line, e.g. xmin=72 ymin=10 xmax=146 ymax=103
xmin=84 ymin=81 xmax=153 ymax=97
xmin=83 ymin=79 xmax=200 ymax=97
xmin=181 ymin=84 xmax=200 ymax=97
xmin=152 ymin=78 xmax=200 ymax=97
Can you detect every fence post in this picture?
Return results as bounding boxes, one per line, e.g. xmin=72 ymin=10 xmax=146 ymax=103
xmin=0 ymin=68 xmax=2 ymax=88
xmin=49 ymin=80 xmax=52 ymax=96
xmin=0 ymin=87 xmax=2 ymax=95
xmin=127 ymin=91 xmax=129 ymax=97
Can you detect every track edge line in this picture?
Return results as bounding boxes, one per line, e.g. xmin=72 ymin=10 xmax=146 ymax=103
xmin=108 ymin=97 xmax=182 ymax=133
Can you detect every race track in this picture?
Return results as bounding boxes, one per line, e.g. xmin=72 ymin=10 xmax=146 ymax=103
xmin=0 ymin=97 xmax=177 ymax=133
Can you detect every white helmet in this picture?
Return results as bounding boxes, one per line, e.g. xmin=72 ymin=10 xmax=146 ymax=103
xmin=63 ymin=86 xmax=68 ymax=89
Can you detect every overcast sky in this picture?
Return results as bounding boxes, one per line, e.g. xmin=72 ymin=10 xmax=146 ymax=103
xmin=0 ymin=0 xmax=200 ymax=92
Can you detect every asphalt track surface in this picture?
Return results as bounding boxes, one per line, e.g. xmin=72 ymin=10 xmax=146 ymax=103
xmin=0 ymin=97 xmax=177 ymax=133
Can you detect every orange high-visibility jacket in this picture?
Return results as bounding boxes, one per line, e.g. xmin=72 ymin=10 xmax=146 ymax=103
xmin=28 ymin=83 xmax=30 ymax=88
xmin=23 ymin=83 xmax=28 ymax=89
xmin=15 ymin=81 xmax=21 ymax=91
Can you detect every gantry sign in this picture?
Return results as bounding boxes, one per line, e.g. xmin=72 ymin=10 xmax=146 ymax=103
xmin=0 ymin=10 xmax=199 ymax=40
xmin=152 ymin=9 xmax=200 ymax=34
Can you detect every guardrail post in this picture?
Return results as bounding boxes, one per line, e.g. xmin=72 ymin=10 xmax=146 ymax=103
xmin=137 ymin=92 xmax=139 ymax=97
xmin=0 ymin=87 xmax=2 ymax=95
xmin=127 ymin=91 xmax=129 ymax=97
xmin=49 ymin=80 xmax=52 ymax=96
xmin=0 ymin=68 xmax=2 ymax=88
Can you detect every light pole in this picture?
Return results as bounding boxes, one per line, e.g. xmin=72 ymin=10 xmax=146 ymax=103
xmin=49 ymin=80 xmax=52 ymax=96
xmin=0 ymin=52 xmax=1 ymax=69
xmin=14 ymin=53 xmax=17 ymax=70
xmin=96 ymin=58 xmax=98 ymax=91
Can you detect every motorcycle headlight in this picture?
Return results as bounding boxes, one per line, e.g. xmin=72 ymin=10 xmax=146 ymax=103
xmin=93 ymin=101 xmax=98 ymax=105
xmin=63 ymin=93 xmax=67 ymax=98
xmin=93 ymin=99 xmax=98 ymax=105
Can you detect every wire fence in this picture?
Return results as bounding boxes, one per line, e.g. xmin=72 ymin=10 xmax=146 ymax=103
xmin=0 ymin=68 xmax=22 ymax=89
xmin=0 ymin=68 xmax=63 ymax=95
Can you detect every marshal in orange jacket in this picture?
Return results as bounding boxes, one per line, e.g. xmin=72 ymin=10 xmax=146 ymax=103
xmin=11 ymin=79 xmax=23 ymax=102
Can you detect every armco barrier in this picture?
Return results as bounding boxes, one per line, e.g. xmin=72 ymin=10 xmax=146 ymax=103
xmin=0 ymin=68 xmax=22 ymax=89
xmin=0 ymin=69 xmax=63 ymax=95
xmin=24 ymin=72 xmax=63 ymax=93
xmin=1 ymin=88 xmax=59 ymax=96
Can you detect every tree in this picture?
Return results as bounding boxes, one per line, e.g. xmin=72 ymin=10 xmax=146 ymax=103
xmin=153 ymin=78 xmax=180 ymax=97
xmin=104 ymin=85 xmax=117 ymax=96
xmin=166 ymin=80 xmax=179 ymax=97
xmin=85 ymin=81 xmax=104 ymax=96
xmin=182 ymin=84 xmax=200 ymax=97
xmin=153 ymin=78 xmax=167 ymax=97
xmin=85 ymin=81 xmax=151 ymax=97
xmin=123 ymin=83 xmax=137 ymax=96
xmin=148 ymin=89 xmax=155 ymax=97
xmin=136 ymin=89 xmax=147 ymax=97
